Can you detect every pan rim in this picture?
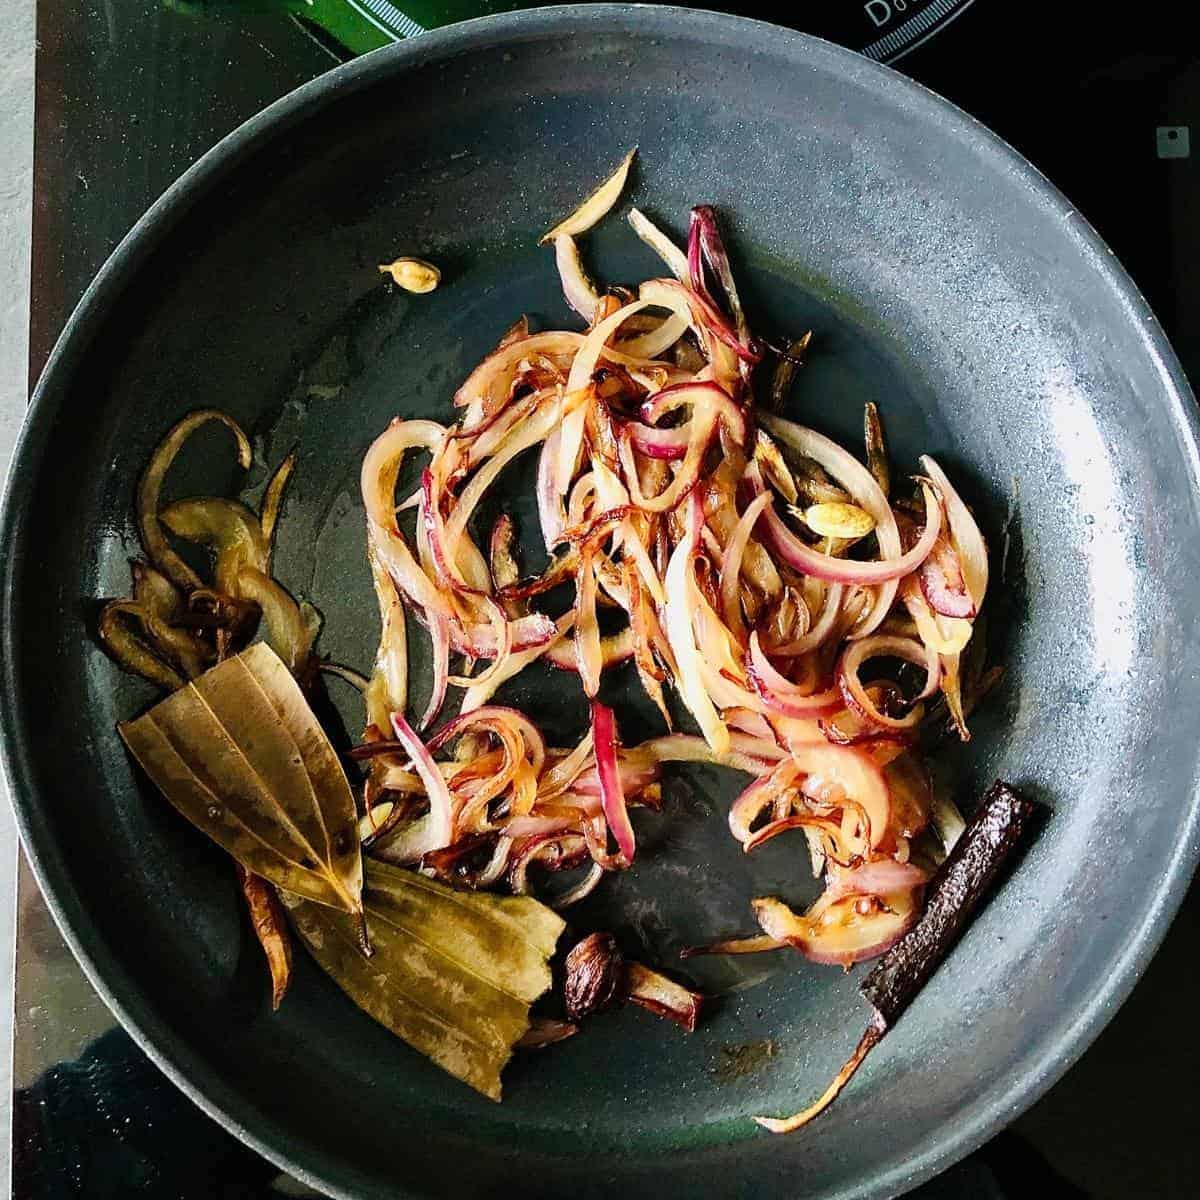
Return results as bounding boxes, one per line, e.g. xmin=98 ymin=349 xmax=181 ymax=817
xmin=3 ymin=7 xmax=1199 ymax=1198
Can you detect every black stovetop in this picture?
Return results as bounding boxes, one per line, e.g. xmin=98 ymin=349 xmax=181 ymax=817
xmin=13 ymin=2 xmax=1199 ymax=1196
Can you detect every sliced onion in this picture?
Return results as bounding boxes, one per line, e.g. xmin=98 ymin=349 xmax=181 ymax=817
xmin=742 ymin=813 xmax=858 ymax=860
xmin=138 ymin=409 xmax=252 ymax=592
xmin=719 ymin=493 xmax=772 ymax=641
xmin=690 ymin=205 xmax=751 ymax=359
xmin=360 ymin=417 xmax=445 ymax=530
xmin=789 ymin=742 xmax=890 ymax=849
xmin=724 ymin=707 xmax=777 ymax=741
xmin=540 ymin=147 xmax=636 ymax=243
xmin=570 ymin=757 xmax=659 ymax=800
xmin=618 ymin=312 xmax=689 ymax=358
xmin=575 ymin=555 xmax=603 ymax=697
xmin=555 ymin=506 xmax=631 ymax=553
xmin=754 ymin=428 xmax=799 ymax=505
xmin=728 ymin=760 xmax=800 ymax=844
xmin=881 ymin=753 xmax=932 ymax=839
xmin=681 ymin=934 xmax=785 ymax=958
xmin=900 ymin=575 xmax=973 ymax=656
xmin=625 ymin=419 xmax=692 ymax=460
xmin=558 ymin=299 xmax=655 ymax=494
xmin=746 ymin=632 xmax=842 ymax=719
xmin=919 ymin=529 xmax=975 ymax=618
xmin=619 ymin=414 xmax=715 ymax=514
xmin=160 ymin=498 xmax=268 ymax=596
xmin=504 ymin=814 xmax=579 ymax=839
xmin=825 ymin=859 xmax=929 ymax=900
xmin=232 ymin=566 xmax=316 ymax=675
xmin=638 ymin=731 xmax=785 ymax=774
xmin=752 ymin=889 xmax=922 ymax=967
xmin=386 ymin=710 xmax=454 ymax=855
xmin=920 ymin=455 xmax=988 ymax=609
xmin=423 ymin=705 xmax=546 ymax=776
xmin=624 ymin=962 xmax=703 ymax=1032
xmin=837 ymin=633 xmax=939 ymax=733
xmin=458 ymin=613 xmax=568 ymax=712
xmin=624 ymin=562 xmax=672 ymax=727
xmin=770 ymin=583 xmax=845 ymax=657
xmin=454 ymin=330 xmax=581 ymax=412
xmin=641 ymin=381 xmax=747 ymax=445
xmin=364 ymin=542 xmax=408 ymax=732
xmin=627 ymin=207 xmax=690 ymax=281
xmin=757 ymin=477 xmax=941 ymax=585
xmin=639 ymin=276 xmax=757 ymax=367
xmin=554 ymin=234 xmax=602 ymax=322
xmin=591 ymin=700 xmax=635 ymax=863
xmin=538 ymin=732 xmax=595 ymax=801
xmin=664 ymin=491 xmax=729 ymax=754
xmin=510 ymin=833 xmax=590 ymax=896
xmin=544 ymin=625 xmax=633 ymax=672
xmin=442 ymin=397 xmax=562 ymax=581
xmin=258 ymin=450 xmax=296 ymax=554
xmin=758 ymin=415 xmax=903 ymax=636
xmin=548 ymin=862 xmax=606 ymax=909
xmin=447 ymin=596 xmax=513 ymax=690
xmin=97 ymin=601 xmax=187 ymax=691
xmin=537 ymin=428 xmax=568 ymax=550
xmin=418 ymin=611 xmax=450 ymax=731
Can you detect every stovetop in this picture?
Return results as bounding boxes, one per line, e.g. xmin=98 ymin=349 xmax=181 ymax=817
xmin=11 ymin=2 xmax=1200 ymax=1196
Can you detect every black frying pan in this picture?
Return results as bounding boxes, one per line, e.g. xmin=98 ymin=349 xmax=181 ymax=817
xmin=4 ymin=8 xmax=1200 ymax=1198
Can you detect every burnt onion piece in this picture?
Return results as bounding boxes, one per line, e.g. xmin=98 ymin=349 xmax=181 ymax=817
xmin=754 ymin=780 xmax=1037 ymax=1134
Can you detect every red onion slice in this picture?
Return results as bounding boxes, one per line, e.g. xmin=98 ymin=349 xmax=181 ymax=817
xmin=919 ymin=454 xmax=988 ymax=610
xmin=415 ymin=610 xmax=450 ymax=732
xmin=624 ymin=419 xmax=692 ymax=460
xmin=919 ymin=530 xmax=975 ymax=618
xmin=837 ymin=633 xmax=940 ymax=733
xmin=627 ymin=207 xmax=690 ymax=281
xmin=540 ymin=147 xmax=636 ymax=243
xmin=752 ymin=889 xmax=922 ymax=967
xmin=663 ymin=491 xmax=730 ymax=755
xmin=591 ymin=700 xmax=636 ymax=863
xmin=746 ymin=632 xmax=842 ymax=718
xmin=358 ymin=417 xmax=445 ymax=530
xmin=793 ymin=742 xmax=891 ymax=850
xmin=757 ymin=478 xmax=941 ymax=585
xmin=719 ymin=492 xmax=772 ymax=640
xmin=554 ymin=234 xmax=601 ymax=323
xmin=825 ymin=859 xmax=929 ymax=900
xmin=387 ymin=710 xmax=455 ymax=855
xmin=640 ymin=380 xmax=747 ymax=445
xmin=757 ymin=416 xmax=904 ymax=637
xmin=423 ymin=705 xmax=547 ymax=776
xmin=619 ymin=414 xmax=716 ymax=514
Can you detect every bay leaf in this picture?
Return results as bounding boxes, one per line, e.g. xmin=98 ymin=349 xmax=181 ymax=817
xmin=284 ymin=860 xmax=565 ymax=1101
xmin=119 ymin=642 xmax=362 ymax=915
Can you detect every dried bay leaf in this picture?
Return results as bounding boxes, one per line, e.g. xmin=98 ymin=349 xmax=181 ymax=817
xmin=284 ymin=860 xmax=565 ymax=1101
xmin=119 ymin=642 xmax=362 ymax=916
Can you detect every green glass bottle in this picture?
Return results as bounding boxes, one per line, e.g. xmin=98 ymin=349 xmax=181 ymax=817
xmin=166 ymin=0 xmax=527 ymax=55
xmin=164 ymin=2 xmax=972 ymax=63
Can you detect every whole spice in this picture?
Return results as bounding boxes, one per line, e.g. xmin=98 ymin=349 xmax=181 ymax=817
xmin=379 ymin=257 xmax=441 ymax=294
xmin=755 ymin=780 xmax=1037 ymax=1133
xmin=564 ymin=932 xmax=624 ymax=1020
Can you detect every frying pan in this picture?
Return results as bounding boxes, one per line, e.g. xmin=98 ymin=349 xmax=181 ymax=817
xmin=3 ymin=8 xmax=1200 ymax=1198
